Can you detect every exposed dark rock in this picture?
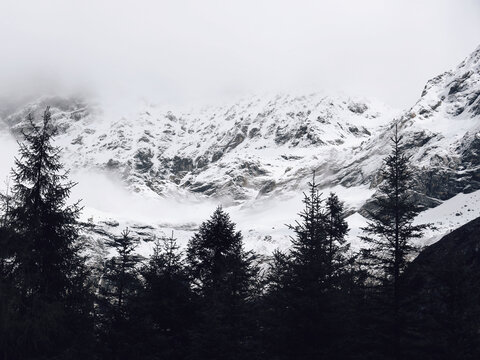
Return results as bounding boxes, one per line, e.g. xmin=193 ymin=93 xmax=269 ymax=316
xmin=460 ymin=136 xmax=480 ymax=167
xmin=430 ymin=100 xmax=442 ymax=111
xmin=295 ymin=125 xmax=309 ymax=139
xmin=339 ymin=168 xmax=370 ymax=188
xmin=226 ymin=133 xmax=245 ymax=150
xmin=401 ymin=131 xmax=435 ymax=150
xmin=409 ymin=191 xmax=443 ymax=210
xmin=71 ymin=135 xmax=83 ymax=145
xmin=171 ymin=156 xmax=194 ymax=173
xmin=138 ymin=135 xmax=150 ymax=143
xmin=165 ymin=112 xmax=177 ymax=122
xmin=190 ymin=182 xmax=216 ymax=195
xmin=134 ymin=148 xmax=154 ymax=172
xmin=448 ymin=71 xmax=472 ymax=95
xmin=248 ymin=127 xmax=260 ymax=138
xmin=280 ymin=155 xmax=303 ymax=161
xmin=101 ymin=220 xmax=120 ymax=227
xmin=239 ymin=161 xmax=267 ymax=176
xmin=195 ymin=155 xmax=209 ymax=169
xmin=274 ymin=125 xmax=291 ymax=145
xmin=106 ymin=159 xmax=121 ymax=169
xmin=317 ymin=116 xmax=329 ymax=124
xmin=348 ymin=126 xmax=360 ymax=134
xmin=258 ymin=180 xmax=276 ymax=196
xmin=131 ymin=224 xmax=155 ymax=230
xmin=471 ymin=97 xmax=480 ymax=115
xmin=467 ymin=91 xmax=480 ymax=106
xmin=211 ymin=151 xmax=223 ymax=162
xmin=362 ymin=127 xmax=371 ymax=136
xmin=401 ymin=217 xmax=480 ymax=358
xmin=348 ymin=102 xmax=368 ymax=114
xmin=417 ymin=169 xmax=466 ymax=201
xmin=359 ymin=187 xmax=443 ymax=218
xmin=454 ymin=106 xmax=465 ymax=116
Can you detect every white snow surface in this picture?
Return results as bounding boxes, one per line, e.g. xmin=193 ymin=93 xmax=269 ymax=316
xmin=346 ymin=189 xmax=480 ymax=252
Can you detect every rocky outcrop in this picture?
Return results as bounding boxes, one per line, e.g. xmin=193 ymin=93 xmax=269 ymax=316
xmin=400 ymin=216 xmax=480 ymax=358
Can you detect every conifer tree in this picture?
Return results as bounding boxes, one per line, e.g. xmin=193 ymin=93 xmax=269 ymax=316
xmin=103 ymin=228 xmax=141 ymax=310
xmin=2 ymin=107 xmax=93 ymax=358
xmin=138 ymin=233 xmax=193 ymax=359
xmin=263 ymin=175 xmax=352 ymax=360
xmin=186 ymin=206 xmax=259 ymax=360
xmin=288 ymin=174 xmax=327 ymax=276
xmin=97 ymin=228 xmax=142 ymax=359
xmin=0 ymin=177 xmax=17 ymax=360
xmin=0 ymin=177 xmax=14 ymax=283
xmin=325 ymin=192 xmax=350 ymax=279
xmin=360 ymin=124 xmax=429 ymax=358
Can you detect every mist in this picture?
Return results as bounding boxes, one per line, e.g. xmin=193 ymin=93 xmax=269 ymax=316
xmin=70 ymin=170 xmax=219 ymax=226
xmin=0 ymin=133 xmax=18 ymax=190
xmin=0 ymin=0 xmax=479 ymax=109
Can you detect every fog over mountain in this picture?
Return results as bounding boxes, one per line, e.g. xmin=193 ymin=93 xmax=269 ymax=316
xmin=1 ymin=0 xmax=480 ymax=108
xmin=0 ymin=1 xmax=480 ymax=256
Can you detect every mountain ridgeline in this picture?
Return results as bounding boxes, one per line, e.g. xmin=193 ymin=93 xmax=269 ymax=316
xmin=1 ymin=47 xmax=479 ymax=212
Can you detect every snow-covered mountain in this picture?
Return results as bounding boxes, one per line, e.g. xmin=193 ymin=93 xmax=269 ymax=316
xmin=338 ymin=45 xmax=480 ymax=212
xmin=1 ymin=45 xmax=479 ymax=255
xmin=2 ymin=93 xmax=397 ymax=202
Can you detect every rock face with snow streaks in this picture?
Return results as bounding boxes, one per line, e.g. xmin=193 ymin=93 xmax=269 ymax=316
xmin=1 ymin=45 xmax=480 ymax=253
xmin=1 ymin=93 xmax=397 ymax=203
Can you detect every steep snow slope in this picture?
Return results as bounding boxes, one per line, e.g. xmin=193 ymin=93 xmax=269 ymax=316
xmin=347 ymin=189 xmax=480 ymax=251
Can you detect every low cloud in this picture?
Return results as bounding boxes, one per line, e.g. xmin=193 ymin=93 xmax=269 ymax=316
xmin=0 ymin=0 xmax=479 ymax=109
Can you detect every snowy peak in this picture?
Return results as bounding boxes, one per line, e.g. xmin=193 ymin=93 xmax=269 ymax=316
xmin=0 ymin=93 xmax=398 ymax=203
xmin=415 ymin=44 xmax=480 ymax=123
xmin=400 ymin=46 xmax=480 ymax=197
xmin=308 ymin=44 xmax=480 ymax=214
xmin=376 ymin=45 xmax=480 ymax=203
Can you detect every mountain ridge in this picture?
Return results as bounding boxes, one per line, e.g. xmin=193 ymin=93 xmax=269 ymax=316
xmin=0 ymin=45 xmax=479 ymax=254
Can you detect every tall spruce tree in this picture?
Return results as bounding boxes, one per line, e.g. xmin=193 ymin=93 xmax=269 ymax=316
xmin=325 ymin=192 xmax=350 ymax=283
xmin=360 ymin=124 xmax=429 ymax=359
xmin=137 ymin=233 xmax=193 ymax=359
xmin=0 ymin=177 xmax=17 ymax=360
xmin=103 ymin=228 xmax=141 ymax=310
xmin=97 ymin=228 xmax=142 ymax=359
xmin=2 ymin=107 xmax=93 ymax=359
xmin=289 ymin=173 xmax=328 ymax=276
xmin=186 ymin=206 xmax=259 ymax=360
xmin=263 ymin=175 xmax=352 ymax=360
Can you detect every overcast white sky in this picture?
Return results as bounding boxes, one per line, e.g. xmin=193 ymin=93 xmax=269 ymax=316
xmin=0 ymin=0 xmax=479 ymax=109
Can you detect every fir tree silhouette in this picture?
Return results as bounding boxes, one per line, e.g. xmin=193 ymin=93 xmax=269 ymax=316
xmin=360 ymin=124 xmax=430 ymax=359
xmin=187 ymin=206 xmax=259 ymax=360
xmin=1 ymin=107 xmax=93 ymax=359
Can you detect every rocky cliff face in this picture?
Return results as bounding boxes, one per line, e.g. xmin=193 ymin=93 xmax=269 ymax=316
xmin=323 ymin=45 xmax=480 ymax=214
xmin=0 ymin=93 xmax=397 ymax=204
